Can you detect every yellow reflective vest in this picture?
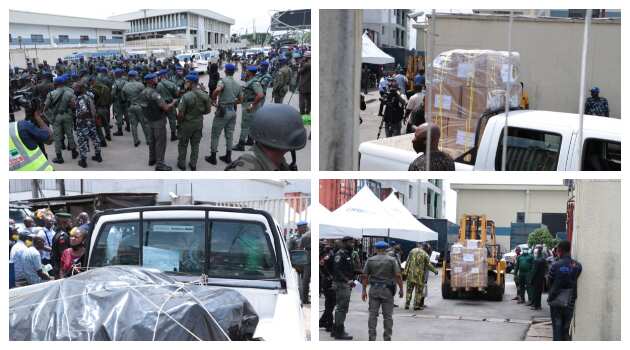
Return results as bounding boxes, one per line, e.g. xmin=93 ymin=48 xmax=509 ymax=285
xmin=8 ymin=122 xmax=53 ymax=171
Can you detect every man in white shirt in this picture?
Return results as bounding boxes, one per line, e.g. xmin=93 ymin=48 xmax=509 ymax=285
xmin=40 ymin=216 xmax=55 ymax=266
xmin=12 ymin=233 xmax=50 ymax=286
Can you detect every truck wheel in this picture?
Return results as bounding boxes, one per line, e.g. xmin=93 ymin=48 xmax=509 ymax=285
xmin=486 ymin=283 xmax=504 ymax=301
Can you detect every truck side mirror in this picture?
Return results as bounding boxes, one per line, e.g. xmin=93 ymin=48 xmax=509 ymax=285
xmin=290 ymin=249 xmax=307 ymax=269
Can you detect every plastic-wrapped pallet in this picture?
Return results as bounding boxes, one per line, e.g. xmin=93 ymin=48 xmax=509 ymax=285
xmin=429 ymin=49 xmax=521 ymax=159
xmin=449 ymin=240 xmax=488 ymax=289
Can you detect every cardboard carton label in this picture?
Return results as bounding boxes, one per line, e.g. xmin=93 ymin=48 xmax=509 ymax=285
xmin=463 ymin=254 xmax=475 ymax=262
xmin=435 ymin=94 xmax=452 ymax=111
xmin=456 ymin=130 xmax=476 ymax=146
xmin=457 ymin=63 xmax=474 ymax=78
xmin=470 ymin=267 xmax=480 ymax=274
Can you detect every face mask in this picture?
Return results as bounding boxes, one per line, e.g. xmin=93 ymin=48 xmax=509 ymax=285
xmin=70 ymin=240 xmax=84 ymax=249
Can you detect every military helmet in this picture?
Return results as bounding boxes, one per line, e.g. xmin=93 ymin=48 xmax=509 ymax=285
xmin=250 ymin=104 xmax=307 ymax=151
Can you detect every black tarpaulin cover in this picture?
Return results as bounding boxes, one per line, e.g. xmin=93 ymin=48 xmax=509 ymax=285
xmin=9 ymin=266 xmax=259 ymax=341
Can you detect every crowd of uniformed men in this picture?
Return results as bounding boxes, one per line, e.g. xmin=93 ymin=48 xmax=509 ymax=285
xmin=9 ymin=47 xmax=310 ymax=171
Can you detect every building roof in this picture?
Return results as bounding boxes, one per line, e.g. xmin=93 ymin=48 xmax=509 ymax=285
xmin=108 ymin=9 xmax=235 ymax=25
xmin=425 ymin=12 xmax=621 ymax=25
xmin=10 ymin=10 xmax=129 ymax=30
xmin=450 ymin=184 xmax=568 ymax=192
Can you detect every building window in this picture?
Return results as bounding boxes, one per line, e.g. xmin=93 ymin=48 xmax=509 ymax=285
xmin=31 ymin=34 xmax=44 ymax=43
xmin=112 ymin=30 xmax=123 ymax=35
xmin=409 ymin=185 xmax=413 ymax=199
xmin=99 ymin=36 xmax=106 ymax=43
xmin=9 ymin=34 xmax=12 ymax=43
xmin=58 ymin=35 xmax=69 ymax=44
xmin=80 ymin=35 xmax=89 ymax=43
xmin=516 ymin=212 xmax=525 ymax=223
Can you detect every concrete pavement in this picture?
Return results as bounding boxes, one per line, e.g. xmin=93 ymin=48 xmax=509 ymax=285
xmin=320 ymin=273 xmax=550 ymax=341
xmin=15 ymin=67 xmax=311 ymax=171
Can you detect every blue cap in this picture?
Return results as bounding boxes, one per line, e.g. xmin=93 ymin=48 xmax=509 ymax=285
xmin=113 ymin=68 xmax=123 ymax=75
xmin=175 ymin=65 xmax=184 ymax=71
xmin=246 ymin=65 xmax=258 ymax=73
xmin=185 ymin=74 xmax=198 ymax=82
xmin=260 ymin=60 xmax=269 ymax=67
xmin=97 ymin=66 xmax=107 ymax=73
xmin=53 ymin=76 xmax=65 ymax=84
xmin=159 ymin=69 xmax=169 ymax=76
xmin=591 ymin=87 xmax=600 ymax=93
xmin=225 ymin=63 xmax=236 ymax=72
xmin=375 ymin=241 xmax=389 ymax=249
xmin=144 ymin=73 xmax=157 ymax=81
xmin=128 ymin=70 xmax=138 ymax=77
xmin=297 ymin=220 xmax=308 ymax=226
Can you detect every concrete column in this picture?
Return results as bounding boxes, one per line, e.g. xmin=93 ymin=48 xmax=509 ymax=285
xmin=319 ymin=9 xmax=362 ymax=170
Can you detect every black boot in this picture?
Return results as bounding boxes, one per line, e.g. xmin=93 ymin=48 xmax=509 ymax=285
xmin=100 ymin=139 xmax=107 ymax=147
xmin=177 ymin=162 xmax=186 ymax=171
xmin=134 ymin=140 xmax=141 ymax=147
xmin=205 ymin=152 xmax=217 ymax=165
xmin=219 ymin=151 xmax=232 ymax=164
xmin=155 ymin=163 xmax=172 ymax=171
xmin=78 ymin=158 xmax=87 ymax=168
xmin=91 ymin=152 xmax=102 ymax=163
xmin=232 ymin=140 xmax=245 ymax=151
xmin=71 ymin=148 xmax=79 ymax=159
xmin=245 ymin=136 xmax=254 ymax=146
xmin=113 ymin=127 xmax=123 ymax=136
xmin=125 ymin=123 xmax=130 ymax=132
xmin=171 ymin=131 xmax=178 ymax=141
xmin=52 ymin=153 xmax=64 ymax=164
xmin=106 ymin=132 xmax=112 ymax=141
xmin=333 ymin=326 xmax=353 ymax=340
xmin=188 ymin=163 xmax=196 ymax=171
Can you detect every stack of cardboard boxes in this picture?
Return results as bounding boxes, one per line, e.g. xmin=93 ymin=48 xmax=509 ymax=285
xmin=430 ymin=50 xmax=521 ymax=159
xmin=449 ymin=239 xmax=488 ymax=290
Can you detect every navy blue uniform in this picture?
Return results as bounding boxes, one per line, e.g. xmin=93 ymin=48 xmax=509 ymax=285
xmin=547 ymin=256 xmax=582 ymax=340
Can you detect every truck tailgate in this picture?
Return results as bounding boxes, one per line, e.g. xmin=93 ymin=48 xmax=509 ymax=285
xmin=359 ymin=134 xmax=417 ymax=170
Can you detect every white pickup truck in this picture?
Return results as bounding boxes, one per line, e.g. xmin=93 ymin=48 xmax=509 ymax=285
xmin=359 ymin=110 xmax=621 ymax=171
xmin=86 ymin=205 xmax=307 ymax=341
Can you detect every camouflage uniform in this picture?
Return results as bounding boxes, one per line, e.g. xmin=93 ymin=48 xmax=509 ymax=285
xmin=272 ymin=65 xmax=291 ymax=103
xmin=210 ymin=75 xmax=242 ymax=154
xmin=156 ymin=78 xmax=179 ymax=135
xmin=584 ymin=96 xmax=609 ymax=117
xmin=403 ymin=247 xmax=437 ymax=309
xmin=44 ymin=86 xmax=76 ymax=155
xmin=257 ymin=71 xmax=273 ymax=106
xmin=225 ymin=144 xmax=291 ymax=171
xmin=91 ymin=80 xmax=112 ymax=142
xmin=122 ymin=80 xmax=150 ymax=145
xmin=177 ymin=88 xmax=211 ymax=169
xmin=111 ymin=77 xmax=127 ymax=131
xmin=75 ymin=91 xmax=101 ymax=161
xmin=238 ymin=76 xmax=263 ymax=143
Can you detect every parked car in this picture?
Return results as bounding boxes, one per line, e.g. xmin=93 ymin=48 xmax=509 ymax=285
xmin=359 ymin=110 xmax=621 ymax=171
xmin=85 ymin=205 xmax=307 ymax=341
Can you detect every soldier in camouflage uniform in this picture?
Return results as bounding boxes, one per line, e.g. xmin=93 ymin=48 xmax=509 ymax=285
xmin=403 ymin=243 xmax=438 ymax=310
xmin=272 ymin=57 xmax=291 ymax=103
xmin=361 ymin=241 xmax=404 ymax=341
xmin=584 ymin=86 xmax=610 ymax=117
xmin=177 ymin=74 xmax=211 ymax=171
xmin=89 ymin=76 xmax=112 ymax=146
xmin=111 ymin=69 xmax=127 ymax=136
xmin=233 ymin=66 xmax=264 ymax=151
xmin=121 ymin=70 xmax=150 ymax=147
xmin=205 ymin=63 xmax=242 ymax=165
xmin=43 ymin=75 xmax=78 ymax=163
xmin=257 ymin=60 xmax=273 ymax=107
xmin=156 ymin=69 xmax=180 ymax=141
xmin=72 ymin=82 xmax=102 ymax=168
xmin=226 ymin=104 xmax=306 ymax=171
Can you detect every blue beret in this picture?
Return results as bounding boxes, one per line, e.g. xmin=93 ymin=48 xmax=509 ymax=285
xmin=260 ymin=60 xmax=269 ymax=66
xmin=247 ymin=65 xmax=258 ymax=73
xmin=591 ymin=87 xmax=600 ymax=93
xmin=97 ymin=66 xmax=107 ymax=73
xmin=159 ymin=69 xmax=169 ymax=76
xmin=144 ymin=73 xmax=157 ymax=80
xmin=53 ymin=76 xmax=65 ymax=84
xmin=225 ymin=63 xmax=236 ymax=71
xmin=185 ymin=74 xmax=198 ymax=82
xmin=127 ymin=70 xmax=138 ymax=77
xmin=375 ymin=241 xmax=389 ymax=249
xmin=297 ymin=220 xmax=308 ymax=226
xmin=175 ymin=66 xmax=184 ymax=71
xmin=113 ymin=68 xmax=123 ymax=75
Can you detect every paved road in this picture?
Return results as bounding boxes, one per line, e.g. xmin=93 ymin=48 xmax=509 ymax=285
xmin=13 ymin=67 xmax=311 ymax=171
xmin=320 ymin=273 xmax=550 ymax=341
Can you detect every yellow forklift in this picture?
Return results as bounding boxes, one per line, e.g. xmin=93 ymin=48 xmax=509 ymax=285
xmin=441 ymin=215 xmax=506 ymax=301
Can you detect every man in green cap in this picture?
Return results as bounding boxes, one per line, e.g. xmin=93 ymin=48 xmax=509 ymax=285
xmin=233 ymin=65 xmax=264 ymax=151
xmin=205 ymin=63 xmax=242 ymax=165
xmin=177 ymin=73 xmax=211 ymax=171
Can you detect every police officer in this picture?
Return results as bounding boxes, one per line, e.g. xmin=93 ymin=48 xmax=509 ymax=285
xmin=225 ymin=104 xmax=306 ymax=171
xmin=177 ymin=73 xmax=211 ymax=171
xmin=547 ymin=240 xmax=582 ymax=341
xmin=205 ymin=63 xmax=242 ymax=165
xmin=156 ymin=69 xmax=180 ymax=141
xmin=382 ymin=77 xmax=407 ymax=137
xmin=111 ymin=68 xmax=127 ymax=136
xmin=319 ymin=241 xmax=336 ymax=332
xmin=73 ymin=82 xmax=102 ymax=168
xmin=121 ymin=70 xmax=150 ymax=147
xmin=140 ymin=72 xmax=177 ymax=171
xmin=233 ymin=66 xmax=264 ymax=151
xmin=44 ymin=75 xmax=77 ymax=163
xmin=8 ymin=109 xmax=54 ymax=171
xmin=362 ymin=241 xmax=404 ymax=341
xmin=332 ymin=236 xmax=355 ymax=340
xmin=89 ymin=76 xmax=112 ymax=146
xmin=297 ymin=221 xmax=311 ymax=304
xmin=257 ymin=60 xmax=273 ymax=106
xmin=297 ymin=51 xmax=311 ymax=115
xmin=50 ymin=212 xmax=72 ymax=279
xmin=272 ymin=57 xmax=291 ymax=103
xmin=584 ymin=86 xmax=610 ymax=117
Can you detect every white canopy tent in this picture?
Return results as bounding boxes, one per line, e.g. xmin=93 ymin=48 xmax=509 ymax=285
xmin=382 ymin=193 xmax=438 ymax=242
xmin=362 ymin=33 xmax=395 ymax=65
xmin=320 ymin=187 xmax=437 ymax=242
xmin=306 ymin=202 xmax=331 ymax=225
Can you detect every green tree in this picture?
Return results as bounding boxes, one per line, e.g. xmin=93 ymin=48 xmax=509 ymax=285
xmin=527 ymin=227 xmax=558 ymax=249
